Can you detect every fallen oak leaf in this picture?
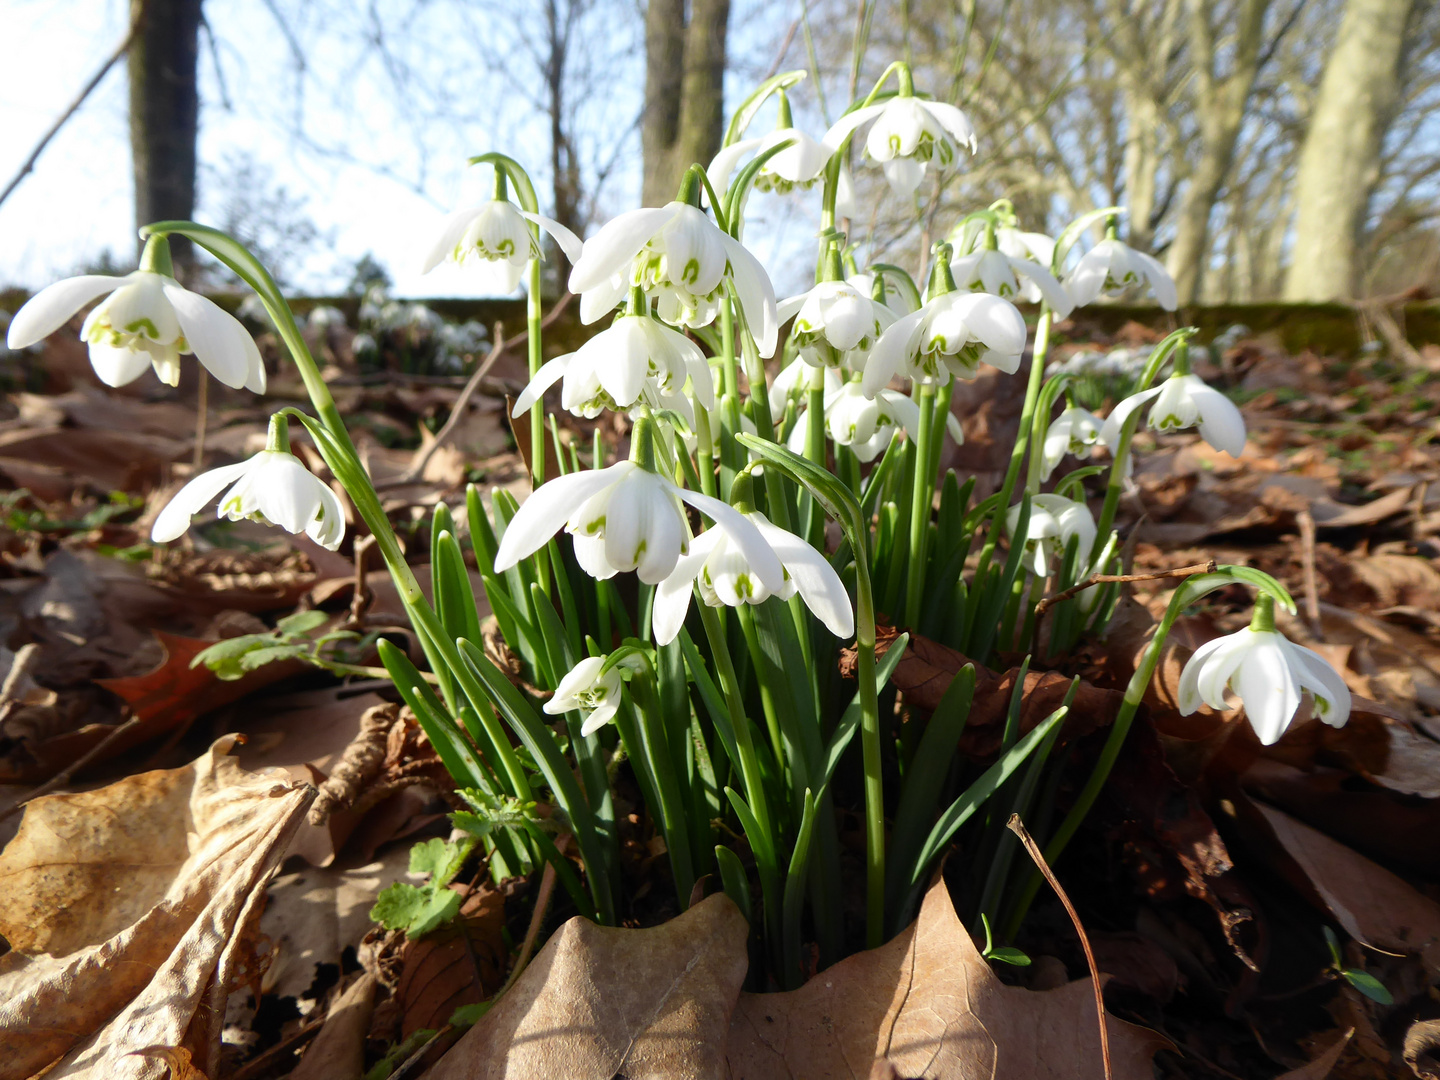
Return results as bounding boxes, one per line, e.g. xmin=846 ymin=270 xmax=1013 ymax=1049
xmin=725 ymin=875 xmax=1167 ymax=1079
xmin=1241 ymin=798 xmax=1440 ymax=976
xmin=0 ymin=736 xmax=314 ymax=1079
xmin=840 ymin=625 xmax=1123 ymax=756
xmin=396 ymin=882 xmax=507 ymax=1038
xmin=426 ymin=893 xmax=749 ymax=1080
xmin=97 ymin=631 xmax=305 ymax=739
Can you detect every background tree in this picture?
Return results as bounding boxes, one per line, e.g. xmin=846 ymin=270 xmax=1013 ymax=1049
xmin=128 ymin=0 xmax=202 ymax=271
xmin=641 ymin=0 xmax=731 ymax=206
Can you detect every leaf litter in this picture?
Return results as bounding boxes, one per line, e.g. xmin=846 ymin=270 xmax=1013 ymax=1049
xmin=4 ymin=326 xmax=1440 ymax=1079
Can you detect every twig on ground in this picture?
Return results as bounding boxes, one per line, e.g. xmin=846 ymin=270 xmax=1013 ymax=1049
xmin=0 ymin=714 xmax=145 ymax=824
xmin=1029 ymin=560 xmax=1216 ymax=657
xmin=500 ymin=837 xmax=564 ymax=996
xmin=1297 ymin=508 xmax=1322 ymax=638
xmin=1008 ymin=814 xmax=1111 ymax=1080
xmin=394 ymin=291 xmax=575 ymax=487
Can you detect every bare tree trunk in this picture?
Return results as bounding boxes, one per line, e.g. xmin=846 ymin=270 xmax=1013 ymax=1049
xmin=128 ymin=0 xmax=202 ymax=271
xmin=641 ymin=0 xmax=731 ymax=207
xmin=1283 ymin=0 xmax=1418 ymax=300
xmin=1165 ymin=0 xmax=1272 ymax=306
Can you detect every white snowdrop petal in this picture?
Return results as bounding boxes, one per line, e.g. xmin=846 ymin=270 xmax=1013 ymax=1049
xmin=151 ymin=460 xmax=252 ymax=542
xmin=8 ymin=275 xmax=126 ymax=348
xmin=569 ymin=205 xmax=677 ymax=294
xmin=496 ymin=464 xmax=626 ymax=571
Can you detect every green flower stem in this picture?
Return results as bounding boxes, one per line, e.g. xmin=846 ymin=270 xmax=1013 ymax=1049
xmin=1092 ymin=410 xmax=1141 ymax=554
xmin=805 ymin=365 xmax=828 ymax=546
xmin=695 ymin=404 xmax=718 ymax=499
xmin=1002 ymin=568 xmax=1264 ymax=939
xmin=904 ymin=381 xmax=937 ymax=627
xmin=526 ymin=257 xmax=546 ymax=487
xmin=737 ymin=604 xmax=789 ymax=777
xmin=697 ymin=600 xmax=774 ymax=846
xmin=732 ymin=289 xmax=794 ymax=532
xmin=853 ymin=541 xmax=885 ymax=948
xmin=631 ymin=670 xmax=696 ymax=907
xmin=971 ymin=308 xmax=1052 ymax=619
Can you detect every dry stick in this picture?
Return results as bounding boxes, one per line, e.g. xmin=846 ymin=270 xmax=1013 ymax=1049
xmin=1297 ymin=508 xmax=1322 ymax=638
xmin=0 ymin=643 xmax=41 ymax=726
xmin=0 ymin=714 xmax=145 ymax=823
xmin=0 ymin=18 xmax=141 ymax=210
xmin=1028 ymin=560 xmax=1217 ymax=657
xmin=400 ymin=292 xmax=573 ymax=485
xmin=1007 ymin=814 xmax=1111 ymax=1080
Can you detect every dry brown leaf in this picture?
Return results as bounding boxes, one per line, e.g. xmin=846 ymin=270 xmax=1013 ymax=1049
xmin=127 ymin=1046 xmax=210 ymax=1080
xmin=397 ymin=882 xmax=507 ymax=1037
xmin=428 ymin=893 xmax=749 ymax=1080
xmin=288 ymin=972 xmax=377 ymax=1080
xmin=844 ymin=626 xmax=1123 ymax=754
xmin=257 ymin=843 xmax=415 ymax=1002
xmin=727 ymin=875 xmax=1166 ymax=1079
xmin=1404 ymin=1018 xmax=1440 ymax=1080
xmin=1277 ymin=1029 xmax=1352 ymax=1080
xmin=0 ymin=736 xmax=314 ymax=1079
xmin=1250 ymin=801 xmax=1440 ymax=974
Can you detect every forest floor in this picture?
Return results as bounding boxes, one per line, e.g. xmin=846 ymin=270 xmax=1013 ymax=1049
xmin=1 ymin=314 xmax=1439 ymax=1080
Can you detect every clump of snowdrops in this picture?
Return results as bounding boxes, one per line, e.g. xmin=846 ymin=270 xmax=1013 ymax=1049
xmin=8 ymin=63 xmax=1350 ymax=987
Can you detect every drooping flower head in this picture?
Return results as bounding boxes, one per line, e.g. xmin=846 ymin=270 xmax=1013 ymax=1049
xmin=423 ymin=186 xmax=583 ymax=294
xmin=861 ymin=286 xmax=1027 ymax=396
xmin=1178 ymin=595 xmax=1351 ymax=744
xmin=1101 ymin=372 xmax=1246 ymax=458
xmin=513 ymin=298 xmax=715 ymax=420
xmin=950 ymin=246 xmax=1073 ymax=318
xmin=652 ymin=471 xmax=854 ymax=645
xmin=787 ymin=380 xmax=963 ymax=463
xmin=1039 ymin=405 xmax=1107 ymax=481
xmin=152 ymin=415 xmax=344 ymax=549
xmin=707 ymin=89 xmax=834 ymax=199
xmin=494 ymin=419 xmax=783 ymax=588
xmin=1005 ymin=493 xmax=1096 ymax=578
xmin=778 ymin=278 xmax=895 ymax=372
xmin=1066 ymin=233 xmax=1177 ymax=311
xmin=545 ymin=655 xmax=625 ymax=737
xmin=823 ymin=75 xmax=977 ymax=197
xmin=568 ymin=203 xmax=779 ymax=356
xmin=8 ymin=236 xmax=265 ymax=392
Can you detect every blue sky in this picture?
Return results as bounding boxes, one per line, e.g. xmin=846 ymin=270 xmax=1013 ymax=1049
xmin=1 ymin=0 xmax=821 ymax=299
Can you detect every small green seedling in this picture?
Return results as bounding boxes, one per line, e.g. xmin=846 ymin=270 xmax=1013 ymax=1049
xmin=1324 ymin=926 xmax=1392 ymax=1005
xmin=370 ymin=837 xmax=476 ymax=938
xmin=192 ymin=609 xmax=374 ymax=680
xmin=980 ymin=913 xmax=1032 ymax=967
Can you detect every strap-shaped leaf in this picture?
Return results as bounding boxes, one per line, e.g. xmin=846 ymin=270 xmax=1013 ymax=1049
xmin=737 ymin=433 xmax=864 ymax=541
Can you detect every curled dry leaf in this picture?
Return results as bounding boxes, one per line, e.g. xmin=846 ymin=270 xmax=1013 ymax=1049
xmin=0 ymin=736 xmax=314 ymax=1080
xmin=1404 ymin=1018 xmax=1440 ymax=1080
xmin=1277 ymin=1029 xmax=1352 ymax=1080
xmin=397 ymin=882 xmax=507 ymax=1038
xmin=428 ymin=893 xmax=750 ymax=1080
xmin=726 ymin=875 xmax=1167 ymax=1079
xmin=288 ymin=972 xmax=378 ymax=1080
xmin=1246 ymin=800 xmax=1440 ymax=976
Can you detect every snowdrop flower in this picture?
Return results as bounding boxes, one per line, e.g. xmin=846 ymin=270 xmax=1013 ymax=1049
xmin=513 ymin=307 xmax=714 ymax=419
xmin=652 ymin=482 xmax=853 ymax=645
xmin=1066 ymin=238 xmax=1177 ymax=311
xmin=708 ymin=128 xmax=833 ymax=198
xmin=788 ymin=381 xmax=963 ymax=463
xmin=778 ymin=279 xmax=895 ymax=371
xmin=1006 ymin=494 xmax=1096 ymax=578
xmin=423 ymin=198 xmax=583 ymax=293
xmin=950 ymin=247 xmax=1073 ymax=318
xmin=1178 ymin=596 xmax=1350 ymax=744
xmin=568 ymin=203 xmax=779 ymax=357
xmin=545 ymin=655 xmax=624 ymax=737
xmin=8 ymin=260 xmax=265 ymax=392
xmin=494 ymin=427 xmax=783 ymax=587
xmin=768 ymin=356 xmax=842 ymax=417
xmin=1039 ymin=406 xmax=1106 ymax=481
xmin=152 ymin=416 xmax=344 ymax=549
xmin=861 ymin=290 xmax=1027 ymax=397
xmin=847 ymin=271 xmax=919 ymax=317
xmin=823 ymin=92 xmax=977 ymax=197
xmin=1100 ymin=373 xmax=1246 ymax=458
